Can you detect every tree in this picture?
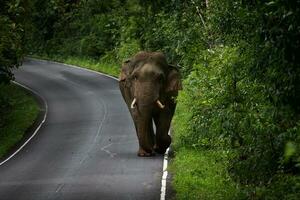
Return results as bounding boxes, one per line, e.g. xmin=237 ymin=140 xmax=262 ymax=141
xmin=0 ymin=0 xmax=26 ymax=83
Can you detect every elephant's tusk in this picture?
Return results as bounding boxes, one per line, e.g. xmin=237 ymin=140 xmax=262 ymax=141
xmin=156 ymin=100 xmax=165 ymax=109
xmin=131 ymin=98 xmax=137 ymax=109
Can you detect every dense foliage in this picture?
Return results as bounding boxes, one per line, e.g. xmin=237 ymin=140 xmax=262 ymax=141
xmin=1 ymin=0 xmax=300 ymax=199
xmin=0 ymin=0 xmax=27 ymax=83
xmin=173 ymin=0 xmax=300 ymax=199
xmin=0 ymin=0 xmax=28 ymax=129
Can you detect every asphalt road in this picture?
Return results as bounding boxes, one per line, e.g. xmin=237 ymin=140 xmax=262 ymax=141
xmin=0 ymin=59 xmax=164 ymax=200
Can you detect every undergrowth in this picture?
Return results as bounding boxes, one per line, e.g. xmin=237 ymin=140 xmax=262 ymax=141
xmin=170 ymin=148 xmax=241 ymax=200
xmin=0 ymin=83 xmax=39 ymax=158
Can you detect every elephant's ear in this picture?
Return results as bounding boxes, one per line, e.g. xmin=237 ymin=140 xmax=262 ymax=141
xmin=119 ymin=70 xmax=127 ymax=82
xmin=119 ymin=59 xmax=131 ymax=82
xmin=165 ymin=65 xmax=182 ymax=92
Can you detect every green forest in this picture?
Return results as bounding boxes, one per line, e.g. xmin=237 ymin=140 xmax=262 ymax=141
xmin=1 ymin=0 xmax=300 ymax=199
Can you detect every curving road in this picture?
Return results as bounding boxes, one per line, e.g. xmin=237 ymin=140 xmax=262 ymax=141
xmin=0 ymin=59 xmax=164 ymax=200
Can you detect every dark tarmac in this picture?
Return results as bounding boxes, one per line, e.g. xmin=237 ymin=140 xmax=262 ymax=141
xmin=0 ymin=59 xmax=163 ymax=200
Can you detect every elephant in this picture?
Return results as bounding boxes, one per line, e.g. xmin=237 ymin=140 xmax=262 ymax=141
xmin=119 ymin=51 xmax=182 ymax=157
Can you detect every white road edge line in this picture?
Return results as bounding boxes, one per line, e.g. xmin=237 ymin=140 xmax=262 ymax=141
xmin=0 ymin=81 xmax=48 ymax=167
xmin=160 ymin=147 xmax=170 ymax=200
xmin=27 ymin=58 xmax=171 ymax=200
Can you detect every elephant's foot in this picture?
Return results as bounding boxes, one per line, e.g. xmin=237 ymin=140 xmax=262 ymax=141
xmin=153 ymin=144 xmax=167 ymax=154
xmin=154 ymin=135 xmax=171 ymax=154
xmin=137 ymin=148 xmax=155 ymax=157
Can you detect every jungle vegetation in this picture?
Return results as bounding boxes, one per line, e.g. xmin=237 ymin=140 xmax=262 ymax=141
xmin=0 ymin=0 xmax=39 ymax=158
xmin=1 ymin=0 xmax=300 ymax=199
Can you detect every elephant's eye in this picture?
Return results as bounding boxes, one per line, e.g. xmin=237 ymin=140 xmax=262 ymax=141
xmin=133 ymin=75 xmax=138 ymax=80
xmin=158 ymin=74 xmax=164 ymax=82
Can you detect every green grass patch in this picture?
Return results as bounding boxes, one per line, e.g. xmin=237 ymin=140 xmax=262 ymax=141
xmin=0 ymin=83 xmax=39 ymax=158
xmin=170 ymin=148 xmax=241 ymax=200
xmin=30 ymin=54 xmax=119 ymax=77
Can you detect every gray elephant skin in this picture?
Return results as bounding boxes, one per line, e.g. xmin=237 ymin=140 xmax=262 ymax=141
xmin=119 ymin=51 xmax=182 ymax=157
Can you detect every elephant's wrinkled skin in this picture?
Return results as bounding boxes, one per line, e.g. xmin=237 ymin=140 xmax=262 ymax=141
xmin=119 ymin=51 xmax=182 ymax=157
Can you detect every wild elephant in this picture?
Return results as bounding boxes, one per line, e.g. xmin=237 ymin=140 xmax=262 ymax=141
xmin=119 ymin=51 xmax=182 ymax=157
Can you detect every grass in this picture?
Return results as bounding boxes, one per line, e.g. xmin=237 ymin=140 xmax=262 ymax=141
xmin=30 ymin=54 xmax=119 ymax=77
xmin=170 ymin=148 xmax=241 ymax=200
xmin=0 ymin=83 xmax=40 ymax=158
xmin=170 ymin=87 xmax=243 ymax=199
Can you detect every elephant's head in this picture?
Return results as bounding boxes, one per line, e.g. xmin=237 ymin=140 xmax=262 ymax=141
xmin=119 ymin=51 xmax=182 ymax=156
xmin=119 ymin=51 xmax=182 ymax=112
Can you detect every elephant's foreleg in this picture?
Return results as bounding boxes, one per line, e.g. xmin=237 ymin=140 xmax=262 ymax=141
xmin=135 ymin=116 xmax=155 ymax=156
xmin=153 ymin=111 xmax=172 ymax=154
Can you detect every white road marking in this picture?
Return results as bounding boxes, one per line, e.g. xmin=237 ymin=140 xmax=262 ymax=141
xmin=100 ymin=143 xmax=117 ymax=158
xmin=0 ymin=81 xmax=48 ymax=166
xmin=160 ymin=147 xmax=170 ymax=200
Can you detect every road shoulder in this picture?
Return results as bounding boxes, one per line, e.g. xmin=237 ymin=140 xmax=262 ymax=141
xmin=0 ymin=82 xmax=47 ymax=166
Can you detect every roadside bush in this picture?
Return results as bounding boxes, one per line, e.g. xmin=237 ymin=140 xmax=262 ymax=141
xmin=0 ymin=1 xmax=25 ymax=83
xmin=174 ymin=39 xmax=300 ymax=198
xmin=174 ymin=46 xmax=248 ymax=150
xmin=0 ymin=0 xmax=27 ymax=130
xmin=116 ymin=39 xmax=140 ymax=62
